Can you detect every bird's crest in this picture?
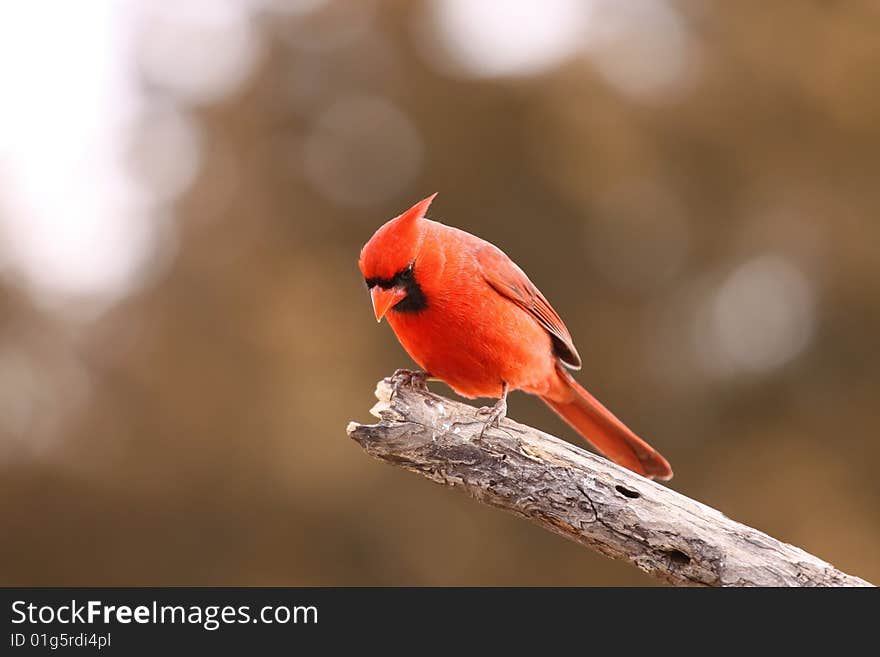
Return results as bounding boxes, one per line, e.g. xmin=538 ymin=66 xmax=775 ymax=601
xmin=359 ymin=194 xmax=437 ymax=279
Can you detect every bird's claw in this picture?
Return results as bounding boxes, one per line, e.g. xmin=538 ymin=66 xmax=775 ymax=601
xmin=476 ymin=397 xmax=508 ymax=439
xmin=390 ymin=368 xmax=431 ymax=396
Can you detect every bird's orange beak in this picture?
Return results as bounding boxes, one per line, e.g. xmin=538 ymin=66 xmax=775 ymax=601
xmin=370 ymin=286 xmax=407 ymax=322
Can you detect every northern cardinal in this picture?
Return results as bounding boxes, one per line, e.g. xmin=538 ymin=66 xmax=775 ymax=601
xmin=358 ymin=194 xmax=673 ymax=480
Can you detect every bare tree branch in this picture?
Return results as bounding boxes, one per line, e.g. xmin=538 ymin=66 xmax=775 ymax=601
xmin=346 ymin=376 xmax=873 ymax=587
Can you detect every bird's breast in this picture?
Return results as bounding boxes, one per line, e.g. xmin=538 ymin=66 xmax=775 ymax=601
xmin=386 ymin=284 xmax=556 ymax=399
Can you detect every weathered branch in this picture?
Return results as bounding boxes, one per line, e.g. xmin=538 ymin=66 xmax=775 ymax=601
xmin=347 ymin=376 xmax=873 ymax=587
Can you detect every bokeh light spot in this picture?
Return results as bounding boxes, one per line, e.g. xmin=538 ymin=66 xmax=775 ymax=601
xmin=303 ymin=96 xmax=423 ymax=207
xmin=694 ymin=255 xmax=816 ymax=377
xmin=0 ymin=345 xmax=91 ymax=463
xmin=582 ymin=0 xmax=697 ymax=103
xmin=139 ymin=0 xmax=262 ymax=106
xmin=415 ymin=0 xmax=588 ymax=79
xmin=0 ymin=0 xmax=158 ymax=310
xmin=127 ymin=104 xmax=202 ymax=204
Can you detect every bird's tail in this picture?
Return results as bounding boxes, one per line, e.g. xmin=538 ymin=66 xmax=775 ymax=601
xmin=540 ymin=365 xmax=673 ymax=480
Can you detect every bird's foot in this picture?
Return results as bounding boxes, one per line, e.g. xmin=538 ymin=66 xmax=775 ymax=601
xmin=390 ymin=368 xmax=431 ymax=395
xmin=476 ymin=396 xmax=508 ymax=439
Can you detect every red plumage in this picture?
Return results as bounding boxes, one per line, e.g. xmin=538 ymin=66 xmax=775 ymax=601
xmin=359 ymin=194 xmax=672 ymax=480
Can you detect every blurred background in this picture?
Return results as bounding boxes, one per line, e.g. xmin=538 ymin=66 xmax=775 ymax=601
xmin=1 ymin=0 xmax=878 ymax=586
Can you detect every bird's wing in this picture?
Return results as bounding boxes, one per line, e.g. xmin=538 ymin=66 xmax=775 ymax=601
xmin=476 ymin=244 xmax=582 ymax=370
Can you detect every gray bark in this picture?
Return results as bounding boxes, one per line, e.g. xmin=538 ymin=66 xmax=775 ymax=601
xmin=346 ymin=375 xmax=873 ymax=587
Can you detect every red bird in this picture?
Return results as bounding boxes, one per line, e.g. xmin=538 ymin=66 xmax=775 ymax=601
xmin=358 ymin=194 xmax=672 ymax=480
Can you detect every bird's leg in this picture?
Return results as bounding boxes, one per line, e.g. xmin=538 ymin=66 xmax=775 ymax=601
xmin=390 ymin=368 xmax=431 ymax=394
xmin=477 ymin=382 xmax=509 ymax=438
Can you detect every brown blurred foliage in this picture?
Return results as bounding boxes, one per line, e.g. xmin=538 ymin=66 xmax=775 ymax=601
xmin=1 ymin=1 xmax=879 ymax=585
